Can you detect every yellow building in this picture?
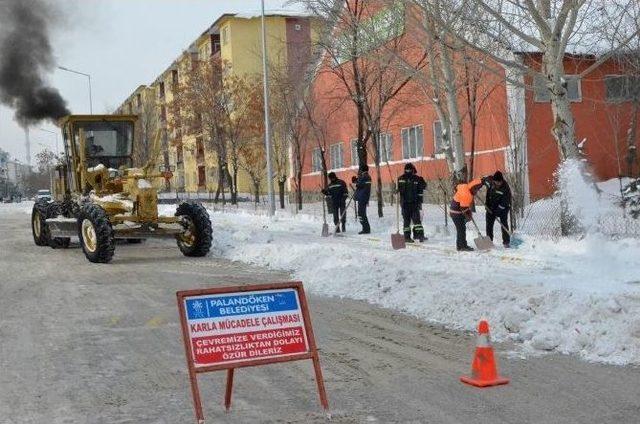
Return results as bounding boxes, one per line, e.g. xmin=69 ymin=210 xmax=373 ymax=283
xmin=118 ymin=11 xmax=320 ymax=196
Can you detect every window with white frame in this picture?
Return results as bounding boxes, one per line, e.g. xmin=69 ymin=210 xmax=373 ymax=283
xmin=605 ymin=75 xmax=640 ymax=102
xmin=534 ymin=74 xmax=581 ymax=102
xmin=350 ymin=139 xmax=359 ymax=167
xmin=378 ymin=133 xmax=393 ymax=162
xmin=311 ymin=148 xmax=322 ymax=172
xmin=433 ymin=121 xmax=447 ymax=154
xmin=401 ymin=125 xmax=424 ymax=159
xmin=330 ymin=143 xmax=344 ymax=169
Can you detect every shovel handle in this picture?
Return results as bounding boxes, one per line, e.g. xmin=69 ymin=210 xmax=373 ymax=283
xmin=395 ymin=190 xmax=401 ymax=234
xmin=470 ymin=215 xmax=483 ymax=236
xmin=474 ymin=194 xmax=514 ymax=237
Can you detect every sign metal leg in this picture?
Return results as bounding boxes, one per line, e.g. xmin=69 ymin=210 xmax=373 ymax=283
xmin=224 ymin=368 xmax=235 ymax=412
xmin=311 ymin=353 xmax=329 ymax=411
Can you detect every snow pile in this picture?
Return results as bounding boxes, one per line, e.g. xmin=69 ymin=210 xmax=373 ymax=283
xmin=192 ymin=203 xmax=640 ymax=365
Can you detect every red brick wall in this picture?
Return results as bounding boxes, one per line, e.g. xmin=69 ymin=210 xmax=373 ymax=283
xmin=301 ymin=56 xmax=511 ymax=192
xmin=523 ymin=56 xmax=640 ymax=200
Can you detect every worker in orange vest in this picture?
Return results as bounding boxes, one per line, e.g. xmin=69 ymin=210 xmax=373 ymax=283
xmin=449 ymin=177 xmax=489 ymax=251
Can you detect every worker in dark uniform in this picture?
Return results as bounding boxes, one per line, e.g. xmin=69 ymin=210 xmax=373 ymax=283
xmin=484 ymin=171 xmax=511 ymax=247
xmin=354 ymin=165 xmax=371 ymax=234
xmin=449 ymin=177 xmax=485 ymax=251
xmin=397 ymin=163 xmax=427 ymax=242
xmin=322 ymin=172 xmax=348 ymax=233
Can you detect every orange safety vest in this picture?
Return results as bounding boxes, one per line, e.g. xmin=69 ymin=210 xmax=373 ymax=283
xmin=450 ymin=179 xmax=482 ymax=214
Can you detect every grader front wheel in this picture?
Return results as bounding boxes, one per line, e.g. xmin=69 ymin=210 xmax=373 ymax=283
xmin=78 ymin=204 xmax=115 ymax=263
xmin=176 ymin=202 xmax=212 ymax=257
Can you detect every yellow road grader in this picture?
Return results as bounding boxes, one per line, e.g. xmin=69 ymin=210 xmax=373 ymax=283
xmin=31 ymin=115 xmax=212 ymax=263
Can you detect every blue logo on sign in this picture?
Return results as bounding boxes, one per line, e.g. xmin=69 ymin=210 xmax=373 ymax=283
xmin=186 ymin=290 xmax=299 ymax=320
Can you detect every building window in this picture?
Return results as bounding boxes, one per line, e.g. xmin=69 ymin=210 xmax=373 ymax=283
xmin=378 ymin=133 xmax=392 ymax=162
xmin=401 ymin=125 xmax=424 ymax=159
xmin=136 ymin=94 xmax=141 ymax=108
xmin=350 ymin=139 xmax=359 ymax=167
xmin=198 ymin=166 xmax=206 ymax=187
xmin=176 ymin=145 xmax=184 ymax=164
xmin=295 ymin=24 xmax=302 ymax=31
xmin=196 ymin=136 xmax=205 ymax=162
xmin=221 ymin=26 xmax=229 ymax=45
xmin=534 ymin=74 xmax=581 ymax=102
xmin=160 ymin=105 xmax=167 ymax=122
xmin=211 ymin=34 xmax=221 ymax=55
xmin=159 ymin=82 xmax=165 ymax=98
xmin=433 ymin=121 xmax=448 ymax=154
xmin=605 ymin=75 xmax=640 ymax=102
xmin=329 ymin=143 xmax=344 ymax=169
xmin=312 ymin=148 xmax=323 ymax=172
xmin=172 ymin=70 xmax=179 ymax=86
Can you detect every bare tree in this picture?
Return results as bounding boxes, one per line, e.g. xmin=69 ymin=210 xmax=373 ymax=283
xmin=170 ymin=57 xmax=231 ymax=202
xmin=601 ymin=1 xmax=640 ymax=178
xmin=171 ymin=57 xmax=259 ymax=205
xmin=133 ymin=90 xmax=160 ymax=168
xmin=442 ymin=1 xmax=640 ymax=162
xmin=302 ymin=0 xmax=428 ymax=217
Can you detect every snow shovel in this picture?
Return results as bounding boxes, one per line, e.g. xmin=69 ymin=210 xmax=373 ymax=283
xmin=321 ymin=195 xmax=330 ymax=237
xmin=391 ymin=192 xmax=406 ymax=250
xmin=474 ymin=195 xmax=523 ymax=248
xmin=470 ymin=216 xmax=494 ymax=251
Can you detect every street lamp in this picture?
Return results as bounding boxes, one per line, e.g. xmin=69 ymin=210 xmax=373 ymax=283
xmin=38 ymin=128 xmax=59 ymax=156
xmin=261 ymin=0 xmax=276 ymax=216
xmin=58 ymin=66 xmax=93 ymax=114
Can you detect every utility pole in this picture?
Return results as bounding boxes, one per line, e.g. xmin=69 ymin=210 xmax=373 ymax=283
xmin=261 ymin=0 xmax=276 ymax=216
xmin=58 ymin=66 xmax=93 ymax=114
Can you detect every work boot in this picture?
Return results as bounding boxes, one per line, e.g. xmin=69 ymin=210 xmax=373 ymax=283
xmin=416 ymin=235 xmax=426 ymax=243
xmin=341 ymin=222 xmax=346 ymax=232
xmin=335 ymin=226 xmax=341 ymax=234
xmin=457 ymin=246 xmax=474 ymax=252
xmin=358 ymin=230 xmax=371 ymax=235
xmin=503 ymin=242 xmax=510 ymax=248
xmin=404 ymin=234 xmax=414 ymax=243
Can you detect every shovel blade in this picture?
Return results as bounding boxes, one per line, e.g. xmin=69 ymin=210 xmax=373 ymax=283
xmin=391 ymin=233 xmax=406 ymax=250
xmin=321 ymin=223 xmax=330 ymax=237
xmin=474 ymin=236 xmax=494 ymax=251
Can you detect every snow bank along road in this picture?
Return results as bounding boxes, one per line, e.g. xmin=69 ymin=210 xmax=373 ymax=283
xmin=1 ymin=208 xmax=640 ymax=423
xmin=197 ymin=200 xmax=640 ymax=366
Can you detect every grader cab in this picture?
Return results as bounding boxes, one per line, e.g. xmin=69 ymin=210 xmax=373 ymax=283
xmin=31 ymin=115 xmax=212 ymax=263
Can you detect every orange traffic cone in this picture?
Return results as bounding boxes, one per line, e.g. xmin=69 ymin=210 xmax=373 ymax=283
xmin=460 ymin=320 xmax=509 ymax=388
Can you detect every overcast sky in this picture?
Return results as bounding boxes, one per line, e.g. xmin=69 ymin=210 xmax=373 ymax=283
xmin=0 ymin=0 xmax=300 ymax=163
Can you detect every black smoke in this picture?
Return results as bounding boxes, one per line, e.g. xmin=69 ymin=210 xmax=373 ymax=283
xmin=0 ymin=0 xmax=70 ymax=125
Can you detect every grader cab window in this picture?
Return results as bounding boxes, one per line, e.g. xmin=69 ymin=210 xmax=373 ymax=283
xmin=74 ymin=121 xmax=134 ymax=168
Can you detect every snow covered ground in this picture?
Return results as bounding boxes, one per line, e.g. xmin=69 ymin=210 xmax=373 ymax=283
xmin=7 ymin=192 xmax=640 ymax=366
xmin=161 ymin=199 xmax=640 ymax=366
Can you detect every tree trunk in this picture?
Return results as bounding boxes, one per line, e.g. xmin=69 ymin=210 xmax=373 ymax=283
xmin=278 ymin=177 xmax=286 ymax=209
xmin=296 ymin=168 xmax=303 ymax=210
xmin=627 ymin=101 xmax=639 ymax=177
xmin=231 ymin=167 xmax=238 ymax=205
xmin=372 ymin=131 xmax=384 ymax=218
xmin=441 ymin=39 xmax=467 ymax=182
xmin=254 ymin=181 xmax=260 ymax=204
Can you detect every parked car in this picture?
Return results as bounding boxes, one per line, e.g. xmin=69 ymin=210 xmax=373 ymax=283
xmin=36 ymin=190 xmax=52 ymax=202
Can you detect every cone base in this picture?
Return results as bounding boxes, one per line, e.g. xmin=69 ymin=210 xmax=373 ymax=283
xmin=460 ymin=375 xmax=510 ymax=388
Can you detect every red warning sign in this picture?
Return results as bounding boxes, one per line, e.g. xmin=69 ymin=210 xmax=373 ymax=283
xmin=177 ymin=281 xmax=329 ymax=423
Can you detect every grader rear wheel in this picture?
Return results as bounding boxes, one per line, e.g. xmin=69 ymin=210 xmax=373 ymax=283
xmin=176 ymin=202 xmax=212 ymax=257
xmin=31 ymin=203 xmax=49 ymax=246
